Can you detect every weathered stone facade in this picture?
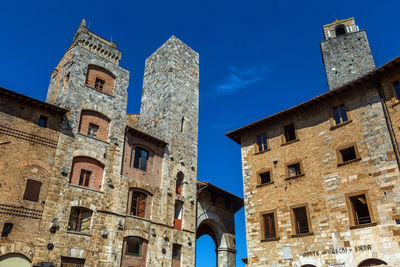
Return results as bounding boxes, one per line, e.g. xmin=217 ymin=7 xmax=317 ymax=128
xmin=227 ymin=18 xmax=400 ymax=267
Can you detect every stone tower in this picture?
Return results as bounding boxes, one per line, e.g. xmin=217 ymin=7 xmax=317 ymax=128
xmin=139 ymin=35 xmax=199 ymax=265
xmin=320 ymin=17 xmax=375 ymax=90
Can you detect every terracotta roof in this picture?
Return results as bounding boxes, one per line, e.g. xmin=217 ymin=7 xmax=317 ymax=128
xmin=0 ymin=86 xmax=67 ymax=115
xmin=125 ymin=126 xmax=168 ymax=146
xmin=226 ymin=56 xmax=400 ymax=145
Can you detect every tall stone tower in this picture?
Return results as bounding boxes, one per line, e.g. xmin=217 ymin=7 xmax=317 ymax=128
xmin=320 ymin=17 xmax=375 ymax=90
xmin=139 ymin=36 xmax=199 ymax=266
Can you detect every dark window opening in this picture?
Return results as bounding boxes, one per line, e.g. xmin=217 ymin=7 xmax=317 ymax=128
xmin=61 ymin=257 xmax=85 ymax=267
xmin=263 ymin=213 xmax=276 ymax=239
xmin=126 ymin=236 xmax=142 ymax=256
xmin=340 ymin=146 xmax=357 ymax=162
xmin=172 ymin=244 xmax=182 ymax=260
xmin=257 ymin=134 xmax=268 ymax=151
xmin=174 ymin=201 xmax=183 ymax=230
xmin=335 ymin=25 xmax=346 ymax=36
xmin=293 ymin=206 xmax=309 ymax=234
xmin=1 ymin=223 xmax=13 ymax=237
xmin=259 ymin=171 xmax=271 ymax=184
xmin=88 ymin=123 xmax=99 ymax=138
xmin=284 ymin=124 xmax=296 ymax=142
xmin=38 ymin=116 xmax=47 ymax=128
xmin=23 ymin=179 xmax=42 ymax=202
xmin=333 ymin=105 xmax=348 ymax=125
xmin=79 ymin=170 xmax=91 ymax=187
xmin=133 ymin=147 xmax=149 ymax=171
xmin=176 ymin=172 xmax=184 ymax=195
xmin=130 ymin=192 xmax=146 ymax=217
xmin=350 ymin=194 xmax=371 ymax=225
xmin=95 ymin=78 xmax=105 ymax=91
xmin=394 ymin=81 xmax=400 ymax=100
xmin=181 ymin=117 xmax=185 ymax=133
xmin=287 ymin=163 xmax=301 ymax=177
xmin=67 ymin=207 xmax=92 ymax=233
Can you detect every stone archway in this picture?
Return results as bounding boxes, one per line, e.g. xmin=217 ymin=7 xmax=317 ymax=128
xmin=0 ymin=253 xmax=31 ymax=267
xmin=196 ymin=181 xmax=243 ymax=267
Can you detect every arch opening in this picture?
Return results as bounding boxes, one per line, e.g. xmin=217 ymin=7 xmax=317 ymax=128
xmin=335 ymin=24 xmax=346 ymax=36
xmin=358 ymin=258 xmax=388 ymax=267
xmin=0 ymin=253 xmax=31 ymax=267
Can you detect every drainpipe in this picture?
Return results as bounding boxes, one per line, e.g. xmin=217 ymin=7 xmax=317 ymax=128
xmin=373 ymin=75 xmax=400 ymax=170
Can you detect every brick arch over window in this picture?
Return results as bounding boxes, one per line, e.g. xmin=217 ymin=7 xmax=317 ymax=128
xmin=78 ymin=110 xmax=110 ymax=142
xmin=121 ymin=236 xmax=148 ymax=267
xmin=86 ymin=64 xmax=116 ymax=95
xmin=70 ymin=156 xmax=105 ymax=190
xmin=127 ymin=188 xmax=153 ymax=220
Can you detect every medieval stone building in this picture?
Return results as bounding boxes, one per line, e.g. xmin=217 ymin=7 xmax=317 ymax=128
xmin=227 ymin=18 xmax=400 ymax=266
xmin=0 ymin=20 xmax=242 ymax=267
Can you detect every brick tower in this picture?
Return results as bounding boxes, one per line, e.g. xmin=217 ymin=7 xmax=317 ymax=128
xmin=320 ymin=17 xmax=375 ymax=90
xmin=138 ymin=35 xmax=199 ymax=266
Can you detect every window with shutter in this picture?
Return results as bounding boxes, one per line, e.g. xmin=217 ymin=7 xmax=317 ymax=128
xmin=23 ymin=179 xmax=42 ymax=202
xmin=129 ymin=191 xmax=147 ymax=218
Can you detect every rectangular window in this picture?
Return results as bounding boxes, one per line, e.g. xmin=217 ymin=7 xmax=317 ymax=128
xmin=95 ymin=78 xmax=105 ymax=91
xmin=332 ymin=104 xmax=348 ymax=125
xmin=23 ymin=179 xmax=42 ymax=202
xmin=287 ymin=162 xmax=302 ymax=178
xmin=68 ymin=207 xmax=92 ymax=233
xmin=79 ymin=170 xmax=91 ymax=187
xmin=257 ymin=134 xmax=268 ymax=152
xmin=174 ymin=201 xmax=183 ymax=230
xmin=339 ymin=145 xmax=357 ymax=163
xmin=130 ymin=192 xmax=146 ymax=218
xmin=349 ymin=194 xmax=372 ymax=225
xmin=259 ymin=171 xmax=271 ymax=184
xmin=394 ymin=81 xmax=400 ymax=100
xmin=172 ymin=244 xmax=182 ymax=267
xmin=263 ymin=213 xmax=276 ymax=239
xmin=38 ymin=116 xmax=47 ymax=128
xmin=133 ymin=147 xmax=149 ymax=171
xmin=126 ymin=236 xmax=142 ymax=256
xmin=1 ymin=223 xmax=13 ymax=237
xmin=61 ymin=257 xmax=85 ymax=267
xmin=283 ymin=123 xmax=296 ymax=142
xmin=87 ymin=123 xmax=99 ymax=138
xmin=292 ymin=206 xmax=310 ymax=234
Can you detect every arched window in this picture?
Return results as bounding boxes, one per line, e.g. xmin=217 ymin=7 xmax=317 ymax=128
xmin=358 ymin=259 xmax=387 ymax=267
xmin=335 ymin=24 xmax=346 ymax=37
xmin=121 ymin=236 xmax=148 ymax=266
xmin=70 ymin=156 xmax=104 ymax=190
xmin=67 ymin=207 xmax=93 ymax=234
xmin=176 ymin=172 xmax=184 ymax=195
xmin=127 ymin=189 xmax=151 ymax=219
xmin=79 ymin=110 xmax=110 ymax=142
xmin=131 ymin=146 xmax=149 ymax=171
xmin=86 ymin=65 xmax=115 ymax=95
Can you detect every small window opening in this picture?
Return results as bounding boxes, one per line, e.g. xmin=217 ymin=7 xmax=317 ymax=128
xmin=335 ymin=25 xmax=346 ymax=36
xmin=333 ymin=105 xmax=349 ymax=125
xmin=133 ymin=147 xmax=149 ymax=171
xmin=174 ymin=201 xmax=183 ymax=230
xmin=1 ymin=223 xmax=13 ymax=237
xmin=130 ymin=192 xmax=146 ymax=217
xmin=257 ymin=134 xmax=268 ymax=151
xmin=67 ymin=207 xmax=92 ymax=233
xmin=181 ymin=117 xmax=185 ymax=133
xmin=394 ymin=81 xmax=400 ymax=100
xmin=64 ymin=73 xmax=70 ymax=88
xmin=287 ymin=163 xmax=301 ymax=177
xmin=263 ymin=213 xmax=276 ymax=239
xmin=95 ymin=78 xmax=105 ymax=91
xmin=395 ymin=219 xmax=400 ymax=225
xmin=350 ymin=194 xmax=371 ymax=225
xmin=79 ymin=170 xmax=92 ymax=187
xmin=340 ymin=146 xmax=357 ymax=162
xmin=23 ymin=179 xmax=42 ymax=202
xmin=259 ymin=171 xmax=271 ymax=184
xmin=293 ymin=206 xmax=309 ymax=234
xmin=88 ymin=123 xmax=99 ymax=138
xmin=38 ymin=116 xmax=47 ymax=128
xmin=176 ymin=172 xmax=184 ymax=195
xmin=126 ymin=236 xmax=142 ymax=256
xmin=172 ymin=244 xmax=182 ymax=260
xmin=284 ymin=124 xmax=296 ymax=142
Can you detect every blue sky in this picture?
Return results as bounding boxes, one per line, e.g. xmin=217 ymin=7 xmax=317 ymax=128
xmin=1 ymin=0 xmax=400 ymax=266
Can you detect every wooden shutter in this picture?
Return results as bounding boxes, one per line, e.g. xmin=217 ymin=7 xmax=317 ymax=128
xmin=23 ymin=179 xmax=42 ymax=202
xmin=137 ymin=193 xmax=146 ymax=218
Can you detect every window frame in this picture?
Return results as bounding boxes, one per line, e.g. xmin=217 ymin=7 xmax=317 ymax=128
xmin=94 ymin=77 xmax=105 ymax=91
xmin=172 ymin=243 xmax=182 ymax=260
xmin=131 ymin=146 xmax=149 ymax=172
xmin=125 ymin=236 xmax=143 ymax=257
xmin=174 ymin=200 xmax=184 ymax=230
xmin=345 ymin=191 xmax=376 ymax=229
xmin=330 ymin=103 xmax=352 ymax=130
xmin=281 ymin=123 xmax=298 ymax=145
xmin=67 ymin=207 xmax=93 ymax=234
xmin=336 ymin=143 xmax=361 ymax=167
xmin=285 ymin=160 xmax=304 ymax=180
xmin=290 ymin=204 xmax=313 ymax=237
xmin=176 ymin=172 xmax=184 ymax=195
xmin=127 ymin=188 xmax=151 ymax=219
xmin=257 ymin=168 xmax=273 ymax=186
xmin=260 ymin=210 xmax=279 ymax=241
xmin=256 ymin=133 xmax=269 ymax=153
xmin=23 ymin=179 xmax=42 ymax=202
xmin=87 ymin=123 xmax=99 ymax=138
xmin=38 ymin=115 xmax=48 ymax=128
xmin=78 ymin=169 xmax=92 ymax=187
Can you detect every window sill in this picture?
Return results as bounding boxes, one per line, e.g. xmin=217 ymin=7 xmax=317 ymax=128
xmin=337 ymin=157 xmax=361 ymax=167
xmin=66 ymin=230 xmax=91 ymax=236
xmin=77 ymin=132 xmax=109 ymax=145
xmin=285 ymin=173 xmax=305 ymax=181
xmin=350 ymin=222 xmax=377 ymax=230
xmin=126 ymin=214 xmax=151 ymax=223
xmin=256 ymin=181 xmax=274 ymax=188
xmin=291 ymin=232 xmax=313 ymax=238
xmin=281 ymin=139 xmax=299 ymax=147
xmin=254 ymin=148 xmax=271 ymax=156
xmin=261 ymin=237 xmax=280 ymax=242
xmin=68 ymin=183 xmax=103 ymax=193
xmin=85 ymin=84 xmax=114 ymax=97
xmin=330 ymin=120 xmax=353 ymax=131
